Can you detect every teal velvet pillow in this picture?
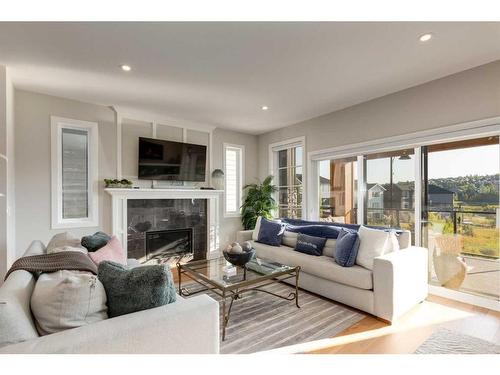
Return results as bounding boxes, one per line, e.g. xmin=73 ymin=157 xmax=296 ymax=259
xmin=81 ymin=231 xmax=111 ymax=252
xmin=98 ymin=261 xmax=177 ymax=317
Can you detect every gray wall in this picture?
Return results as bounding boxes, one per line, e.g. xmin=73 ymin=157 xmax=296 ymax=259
xmin=258 ymin=60 xmax=500 ymax=179
xmin=13 ymin=90 xmax=259 ymax=255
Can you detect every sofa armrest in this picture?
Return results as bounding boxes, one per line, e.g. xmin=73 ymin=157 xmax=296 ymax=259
xmin=0 ymin=294 xmax=220 ymax=354
xmin=373 ymin=246 xmax=428 ymax=322
xmin=236 ymin=230 xmax=253 ymax=243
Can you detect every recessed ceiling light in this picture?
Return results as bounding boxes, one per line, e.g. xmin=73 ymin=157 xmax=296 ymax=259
xmin=120 ymin=64 xmax=132 ymax=72
xmin=261 ymin=105 xmax=269 ymax=111
xmin=419 ymin=33 xmax=433 ymax=42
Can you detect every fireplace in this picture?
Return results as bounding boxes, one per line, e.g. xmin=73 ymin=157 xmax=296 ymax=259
xmin=127 ymin=198 xmax=207 ymax=263
xmin=145 ymin=228 xmax=193 ymax=261
xmin=105 ymin=188 xmax=222 ymax=261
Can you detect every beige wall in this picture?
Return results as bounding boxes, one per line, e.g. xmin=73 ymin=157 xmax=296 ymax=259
xmin=13 ymin=90 xmax=259 ymax=256
xmin=0 ymin=66 xmax=15 ymax=282
xmin=258 ymin=60 xmax=500 ymax=179
xmin=14 ymin=90 xmax=116 ymax=255
xmin=212 ymin=127 xmax=259 ymax=245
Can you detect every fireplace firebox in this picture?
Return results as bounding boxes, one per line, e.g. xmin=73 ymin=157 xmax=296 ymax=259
xmin=145 ymin=228 xmax=193 ymax=261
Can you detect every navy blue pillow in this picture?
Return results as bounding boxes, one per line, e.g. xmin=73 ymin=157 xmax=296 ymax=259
xmin=257 ymin=218 xmax=285 ymax=246
xmin=334 ymin=228 xmax=360 ymax=267
xmin=295 ymin=233 xmax=327 ymax=256
xmin=286 ymin=224 xmax=341 ymax=239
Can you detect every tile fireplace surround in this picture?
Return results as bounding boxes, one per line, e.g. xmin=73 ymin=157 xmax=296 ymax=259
xmin=105 ymin=188 xmax=223 ymax=261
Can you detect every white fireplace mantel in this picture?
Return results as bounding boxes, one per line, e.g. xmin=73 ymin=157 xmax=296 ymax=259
xmin=105 ymin=188 xmax=224 ymax=259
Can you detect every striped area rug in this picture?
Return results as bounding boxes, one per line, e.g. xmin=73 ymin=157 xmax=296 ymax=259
xmin=189 ymin=282 xmax=365 ymax=354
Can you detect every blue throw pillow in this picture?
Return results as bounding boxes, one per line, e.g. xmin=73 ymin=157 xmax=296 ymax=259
xmin=334 ymin=228 xmax=360 ymax=267
xmin=257 ymin=217 xmax=285 ymax=246
xmin=295 ymin=233 xmax=327 ymax=256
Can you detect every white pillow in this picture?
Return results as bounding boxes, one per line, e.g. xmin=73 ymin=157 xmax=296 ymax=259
xmin=355 ymin=226 xmax=399 ymax=270
xmin=31 ymin=270 xmax=108 ymax=336
xmin=47 ymin=232 xmax=86 ymax=254
xmin=252 ymin=216 xmax=263 ymax=241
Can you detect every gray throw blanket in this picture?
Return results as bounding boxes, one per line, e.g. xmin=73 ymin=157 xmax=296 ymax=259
xmin=4 ymin=251 xmax=97 ymax=280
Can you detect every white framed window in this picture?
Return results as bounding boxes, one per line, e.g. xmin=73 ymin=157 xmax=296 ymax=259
xmin=269 ymin=137 xmax=306 ymax=219
xmin=51 ymin=116 xmax=99 ymax=229
xmin=223 ymin=143 xmax=244 ymax=217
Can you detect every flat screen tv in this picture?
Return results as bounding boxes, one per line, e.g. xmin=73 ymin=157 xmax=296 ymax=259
xmin=138 ymin=137 xmax=207 ymax=181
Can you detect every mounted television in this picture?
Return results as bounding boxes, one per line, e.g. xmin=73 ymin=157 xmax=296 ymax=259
xmin=138 ymin=137 xmax=207 ymax=181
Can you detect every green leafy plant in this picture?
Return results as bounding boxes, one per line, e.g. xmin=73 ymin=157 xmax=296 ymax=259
xmin=241 ymin=175 xmax=278 ymax=230
xmin=104 ymin=178 xmax=133 ymax=188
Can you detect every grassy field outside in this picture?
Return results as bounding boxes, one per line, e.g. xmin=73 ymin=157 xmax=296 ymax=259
xmin=428 ymin=207 xmax=499 ymax=259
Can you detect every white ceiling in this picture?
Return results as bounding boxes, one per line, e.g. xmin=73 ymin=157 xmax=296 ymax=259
xmin=1 ymin=22 xmax=500 ymax=135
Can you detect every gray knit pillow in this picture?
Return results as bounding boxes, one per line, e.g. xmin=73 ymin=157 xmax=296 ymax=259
xmin=97 ymin=261 xmax=176 ymax=317
xmin=81 ymin=231 xmax=111 ymax=252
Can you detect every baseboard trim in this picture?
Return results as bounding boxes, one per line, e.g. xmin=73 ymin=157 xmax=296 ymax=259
xmin=428 ymin=285 xmax=500 ymax=312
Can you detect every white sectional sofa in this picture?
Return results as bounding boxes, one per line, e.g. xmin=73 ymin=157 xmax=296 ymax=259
xmin=237 ymin=227 xmax=428 ymax=322
xmin=0 ymin=240 xmax=220 ymax=354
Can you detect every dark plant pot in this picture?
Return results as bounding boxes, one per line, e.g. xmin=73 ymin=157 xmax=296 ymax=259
xmin=223 ymin=248 xmax=256 ymax=267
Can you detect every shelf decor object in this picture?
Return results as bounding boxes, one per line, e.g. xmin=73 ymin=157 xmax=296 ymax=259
xmin=104 ymin=178 xmax=133 ymax=189
xmin=211 ymin=169 xmax=224 ymax=191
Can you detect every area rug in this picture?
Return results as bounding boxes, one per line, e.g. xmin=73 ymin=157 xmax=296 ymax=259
xmin=188 ymin=282 xmax=365 ymax=354
xmin=415 ymin=329 xmax=500 ymax=354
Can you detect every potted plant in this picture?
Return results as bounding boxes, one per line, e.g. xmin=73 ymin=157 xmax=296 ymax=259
xmin=104 ymin=178 xmax=133 ymax=188
xmin=241 ymin=175 xmax=278 ymax=230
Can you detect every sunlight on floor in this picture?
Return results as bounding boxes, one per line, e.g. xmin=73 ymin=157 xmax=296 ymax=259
xmin=257 ymin=300 xmax=474 ymax=354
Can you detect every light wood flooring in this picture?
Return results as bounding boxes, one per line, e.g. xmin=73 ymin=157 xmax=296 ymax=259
xmin=172 ymin=268 xmax=499 ymax=354
xmin=306 ymin=295 xmax=500 ymax=354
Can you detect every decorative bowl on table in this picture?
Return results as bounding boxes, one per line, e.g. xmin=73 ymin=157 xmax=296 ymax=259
xmin=223 ymin=248 xmax=255 ymax=267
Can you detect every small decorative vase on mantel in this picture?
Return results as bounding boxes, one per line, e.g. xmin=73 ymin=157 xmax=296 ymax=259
xmin=211 ymin=169 xmax=224 ymax=190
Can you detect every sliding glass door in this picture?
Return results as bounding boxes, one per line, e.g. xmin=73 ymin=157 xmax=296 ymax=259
xmin=318 ymin=157 xmax=358 ymax=224
xmin=314 ymin=134 xmax=500 ymax=303
xmin=422 ymin=136 xmax=499 ymax=300
xmin=364 ymin=149 xmax=415 ymax=243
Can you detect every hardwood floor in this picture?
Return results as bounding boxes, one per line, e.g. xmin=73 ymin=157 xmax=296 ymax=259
xmin=307 ymin=295 xmax=500 ymax=354
xmin=171 ymin=266 xmax=500 ymax=354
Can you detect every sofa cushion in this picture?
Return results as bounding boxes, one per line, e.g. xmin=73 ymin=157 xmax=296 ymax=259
xmin=252 ymin=241 xmax=373 ymax=290
xmin=30 ymin=270 xmax=108 ymax=336
xmin=98 ymin=261 xmax=177 ymax=318
xmin=322 ymin=238 xmax=337 ymax=258
xmin=257 ymin=217 xmax=285 ymax=246
xmin=356 ymin=226 xmax=400 ymax=270
xmin=282 ymin=230 xmax=298 ymax=248
xmin=334 ymin=229 xmax=360 ymax=267
xmin=294 ymin=233 xmax=327 ymax=256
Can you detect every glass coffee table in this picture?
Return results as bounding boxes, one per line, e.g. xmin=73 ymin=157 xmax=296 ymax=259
xmin=177 ymin=257 xmax=301 ymax=340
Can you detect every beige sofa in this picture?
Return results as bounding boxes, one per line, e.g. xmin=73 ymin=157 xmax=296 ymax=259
xmin=237 ymin=229 xmax=428 ymax=322
xmin=0 ymin=240 xmax=220 ymax=354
